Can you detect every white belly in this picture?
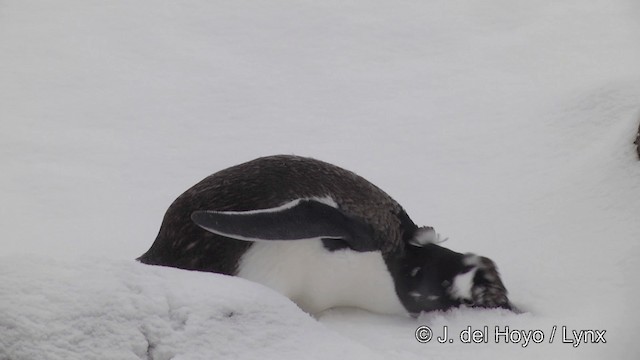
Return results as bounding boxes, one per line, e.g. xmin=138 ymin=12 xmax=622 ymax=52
xmin=236 ymin=240 xmax=407 ymax=315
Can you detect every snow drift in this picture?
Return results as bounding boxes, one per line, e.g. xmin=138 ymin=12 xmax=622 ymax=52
xmin=0 ymin=257 xmax=377 ymax=360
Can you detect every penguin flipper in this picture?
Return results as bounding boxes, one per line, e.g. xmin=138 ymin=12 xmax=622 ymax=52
xmin=191 ymin=198 xmax=376 ymax=251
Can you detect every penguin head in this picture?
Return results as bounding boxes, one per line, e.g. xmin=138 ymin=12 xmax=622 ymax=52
xmin=397 ymin=231 xmax=511 ymax=315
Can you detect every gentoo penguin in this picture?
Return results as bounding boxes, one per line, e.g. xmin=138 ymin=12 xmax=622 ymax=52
xmin=138 ymin=155 xmax=511 ymax=316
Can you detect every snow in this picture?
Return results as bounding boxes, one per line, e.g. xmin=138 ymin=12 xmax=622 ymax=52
xmin=0 ymin=257 xmax=377 ymax=360
xmin=1 ymin=0 xmax=639 ymax=359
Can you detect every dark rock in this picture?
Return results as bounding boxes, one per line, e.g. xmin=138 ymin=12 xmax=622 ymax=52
xmin=636 ymin=121 xmax=640 ymax=159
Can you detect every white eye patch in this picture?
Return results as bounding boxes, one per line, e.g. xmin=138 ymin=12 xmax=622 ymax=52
xmin=448 ymin=266 xmax=478 ymax=302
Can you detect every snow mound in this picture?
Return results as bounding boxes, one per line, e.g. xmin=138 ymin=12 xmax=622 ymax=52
xmin=0 ymin=257 xmax=377 ymax=360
